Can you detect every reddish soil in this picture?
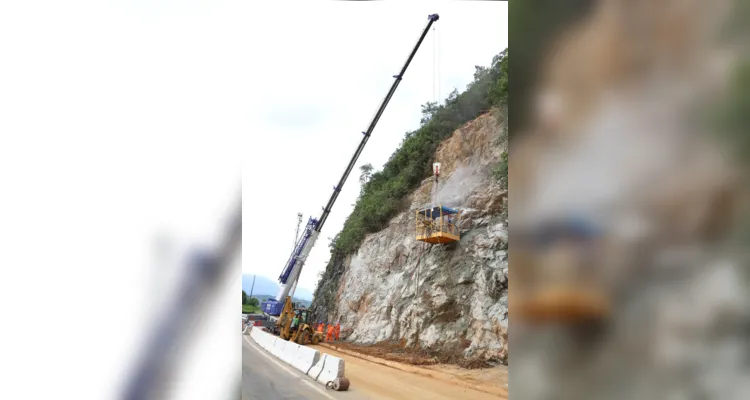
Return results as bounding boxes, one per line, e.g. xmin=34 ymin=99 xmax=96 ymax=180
xmin=329 ymin=340 xmax=495 ymax=369
xmin=312 ymin=342 xmax=508 ymax=399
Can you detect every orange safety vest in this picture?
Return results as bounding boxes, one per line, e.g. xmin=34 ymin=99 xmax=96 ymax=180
xmin=326 ymin=325 xmax=334 ymax=340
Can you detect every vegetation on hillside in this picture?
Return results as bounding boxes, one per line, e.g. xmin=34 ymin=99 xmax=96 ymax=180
xmin=494 ymin=150 xmax=508 ymax=189
xmin=329 ymin=49 xmax=508 ymax=256
xmin=311 ymin=50 xmax=508 ymax=319
xmin=242 ymin=290 xmax=260 ymax=313
xmin=242 ymin=290 xmax=260 ymax=307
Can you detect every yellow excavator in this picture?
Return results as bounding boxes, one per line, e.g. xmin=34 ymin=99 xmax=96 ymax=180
xmin=275 ymin=296 xmax=324 ymax=345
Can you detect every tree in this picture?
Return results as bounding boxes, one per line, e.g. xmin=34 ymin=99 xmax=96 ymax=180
xmin=359 ymin=163 xmax=373 ymax=195
xmin=446 ymin=89 xmax=460 ymax=106
xmin=474 ymin=65 xmax=489 ymax=81
xmin=489 ymin=49 xmax=508 ymax=107
xmin=327 ymin=48 xmax=508 ymax=256
xmin=242 ymin=290 xmax=248 ymax=305
xmin=248 ymin=297 xmax=259 ymax=307
xmin=420 ymin=101 xmax=439 ymax=125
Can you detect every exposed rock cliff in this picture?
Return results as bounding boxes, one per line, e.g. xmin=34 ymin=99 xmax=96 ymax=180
xmin=311 ymin=108 xmax=508 ymax=364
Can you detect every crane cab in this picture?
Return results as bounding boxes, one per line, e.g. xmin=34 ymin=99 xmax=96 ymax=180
xmin=416 ymin=205 xmax=462 ymax=244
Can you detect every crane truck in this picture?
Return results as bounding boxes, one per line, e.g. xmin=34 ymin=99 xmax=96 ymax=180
xmin=260 ymin=13 xmax=440 ymax=345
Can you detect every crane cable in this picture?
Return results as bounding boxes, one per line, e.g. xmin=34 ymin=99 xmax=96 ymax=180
xmin=431 ymin=24 xmax=441 ymax=104
xmin=412 ymin=240 xmax=427 ymax=346
xmin=432 ymin=24 xmax=441 ymax=104
xmin=432 ymin=24 xmax=436 ymax=103
xmin=437 ymin=23 xmax=441 ymax=104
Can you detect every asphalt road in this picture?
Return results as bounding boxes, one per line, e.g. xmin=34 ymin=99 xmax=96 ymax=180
xmin=242 ymin=335 xmax=369 ymax=400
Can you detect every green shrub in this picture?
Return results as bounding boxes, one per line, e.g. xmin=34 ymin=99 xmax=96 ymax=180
xmin=494 ymin=151 xmax=508 ymax=187
xmin=330 ymin=49 xmax=509 ymax=255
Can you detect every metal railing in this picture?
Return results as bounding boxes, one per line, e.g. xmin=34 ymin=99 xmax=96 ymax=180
xmin=415 ymin=206 xmax=462 ymax=239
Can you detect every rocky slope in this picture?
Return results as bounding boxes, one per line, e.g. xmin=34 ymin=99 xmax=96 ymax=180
xmin=312 ymin=108 xmax=508 ymax=364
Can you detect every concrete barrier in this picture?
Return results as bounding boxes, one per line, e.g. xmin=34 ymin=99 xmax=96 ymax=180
xmin=307 ymin=353 xmax=327 ymax=380
xmin=271 ymin=337 xmax=286 ymax=359
xmin=247 ymin=329 xmax=348 ymax=389
xmin=315 ymin=354 xmax=345 ymax=385
xmin=259 ymin=333 xmax=270 ymax=349
xmin=290 ymin=344 xmax=320 ymax=374
xmin=279 ymin=341 xmax=300 ymax=365
xmin=254 ymin=329 xmax=265 ymax=346
xmin=249 ymin=327 xmax=272 ymax=351
xmin=252 ymin=328 xmax=278 ymax=353
xmin=264 ymin=336 xmax=276 ymax=351
xmin=256 ymin=328 xmax=266 ymax=343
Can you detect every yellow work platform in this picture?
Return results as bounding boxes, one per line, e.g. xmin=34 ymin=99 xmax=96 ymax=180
xmin=416 ymin=205 xmax=462 ymax=244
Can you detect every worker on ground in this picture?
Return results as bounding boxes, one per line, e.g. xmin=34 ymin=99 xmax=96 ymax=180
xmin=326 ymin=324 xmax=334 ymax=342
xmin=316 ymin=322 xmax=324 ymax=333
xmin=334 ymin=322 xmax=340 ymax=341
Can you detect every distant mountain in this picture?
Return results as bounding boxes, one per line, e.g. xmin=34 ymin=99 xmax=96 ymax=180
xmin=294 ymin=287 xmax=314 ymax=301
xmin=248 ymin=293 xmax=312 ymax=309
xmin=242 ymin=274 xmax=279 ymax=297
xmin=242 ymin=273 xmax=313 ymax=301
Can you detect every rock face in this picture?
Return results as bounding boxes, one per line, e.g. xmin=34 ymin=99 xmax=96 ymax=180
xmin=313 ymin=109 xmax=508 ymax=364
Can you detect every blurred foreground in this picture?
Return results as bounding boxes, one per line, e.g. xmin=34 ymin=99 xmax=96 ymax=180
xmin=510 ymin=0 xmax=750 ymax=399
xmin=121 ymin=202 xmax=241 ymax=400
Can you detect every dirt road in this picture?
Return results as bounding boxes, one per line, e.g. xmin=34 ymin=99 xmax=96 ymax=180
xmin=309 ymin=344 xmax=506 ymax=400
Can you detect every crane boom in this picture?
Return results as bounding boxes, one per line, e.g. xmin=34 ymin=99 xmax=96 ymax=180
xmin=316 ymin=13 xmax=439 ymax=233
xmin=263 ymin=13 xmax=439 ymax=316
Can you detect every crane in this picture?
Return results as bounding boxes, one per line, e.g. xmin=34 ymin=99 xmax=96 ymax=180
xmin=260 ymin=14 xmax=440 ymax=341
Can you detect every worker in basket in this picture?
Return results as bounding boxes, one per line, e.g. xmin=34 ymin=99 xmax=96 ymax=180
xmin=424 ymin=219 xmax=433 ymax=236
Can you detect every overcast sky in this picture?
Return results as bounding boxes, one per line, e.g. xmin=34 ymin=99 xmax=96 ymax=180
xmin=243 ymin=2 xmax=509 ymax=292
